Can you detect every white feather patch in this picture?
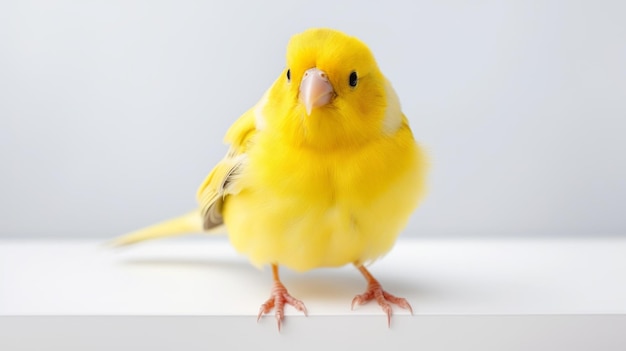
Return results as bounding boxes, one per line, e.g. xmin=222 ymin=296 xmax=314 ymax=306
xmin=382 ymin=79 xmax=403 ymax=135
xmin=254 ymin=91 xmax=268 ymax=130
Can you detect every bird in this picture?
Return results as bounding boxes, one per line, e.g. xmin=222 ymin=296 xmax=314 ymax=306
xmin=112 ymin=27 xmax=428 ymax=330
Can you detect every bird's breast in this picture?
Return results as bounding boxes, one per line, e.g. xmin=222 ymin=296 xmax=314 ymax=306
xmin=222 ymin=129 xmax=426 ymax=271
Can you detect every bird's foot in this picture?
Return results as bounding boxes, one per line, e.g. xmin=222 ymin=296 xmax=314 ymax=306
xmin=257 ymin=280 xmax=307 ymax=331
xmin=351 ymin=279 xmax=413 ymax=327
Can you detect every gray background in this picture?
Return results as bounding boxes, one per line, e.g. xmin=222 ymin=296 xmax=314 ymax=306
xmin=1 ymin=0 xmax=625 ymax=239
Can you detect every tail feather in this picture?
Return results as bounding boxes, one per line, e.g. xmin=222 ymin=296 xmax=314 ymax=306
xmin=109 ymin=209 xmax=214 ymax=247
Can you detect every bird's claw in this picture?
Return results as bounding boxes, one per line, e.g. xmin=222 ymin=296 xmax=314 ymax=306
xmin=351 ymin=280 xmax=413 ymax=327
xmin=257 ymin=280 xmax=307 ymax=331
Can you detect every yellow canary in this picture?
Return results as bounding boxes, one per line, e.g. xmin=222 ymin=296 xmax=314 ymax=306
xmin=113 ymin=28 xmax=427 ymax=329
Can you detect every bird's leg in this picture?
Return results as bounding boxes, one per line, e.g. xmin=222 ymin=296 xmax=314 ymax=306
xmin=351 ymin=264 xmax=413 ymax=326
xmin=257 ymin=264 xmax=307 ymax=331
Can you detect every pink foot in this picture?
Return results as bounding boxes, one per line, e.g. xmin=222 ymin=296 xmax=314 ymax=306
xmin=352 ymin=267 xmax=413 ymax=327
xmin=257 ymin=280 xmax=307 ymax=331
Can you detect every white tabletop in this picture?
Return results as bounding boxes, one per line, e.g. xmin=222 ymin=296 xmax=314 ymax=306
xmin=1 ymin=237 xmax=625 ymax=350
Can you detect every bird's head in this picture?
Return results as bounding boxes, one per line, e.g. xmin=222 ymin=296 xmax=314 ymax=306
xmin=261 ymin=28 xmax=403 ymax=150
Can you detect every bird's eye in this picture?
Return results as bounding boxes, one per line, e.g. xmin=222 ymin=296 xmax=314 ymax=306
xmin=349 ymin=71 xmax=358 ymax=87
xmin=286 ymin=69 xmax=291 ymax=82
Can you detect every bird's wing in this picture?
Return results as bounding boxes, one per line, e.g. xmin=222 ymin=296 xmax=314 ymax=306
xmin=196 ymin=108 xmax=257 ymax=230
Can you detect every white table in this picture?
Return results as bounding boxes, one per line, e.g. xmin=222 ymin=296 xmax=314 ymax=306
xmin=1 ymin=238 xmax=625 ymax=350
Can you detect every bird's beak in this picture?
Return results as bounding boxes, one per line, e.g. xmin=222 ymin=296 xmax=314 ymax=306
xmin=299 ymin=68 xmax=334 ymax=116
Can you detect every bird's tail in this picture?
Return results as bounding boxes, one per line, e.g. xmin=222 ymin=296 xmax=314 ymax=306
xmin=109 ymin=209 xmax=218 ymax=247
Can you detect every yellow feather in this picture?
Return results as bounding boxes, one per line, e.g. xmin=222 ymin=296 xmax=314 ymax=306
xmin=114 ymin=28 xmax=428 ymax=273
xmin=222 ymin=29 xmax=427 ymax=271
xmin=109 ymin=210 xmax=204 ymax=247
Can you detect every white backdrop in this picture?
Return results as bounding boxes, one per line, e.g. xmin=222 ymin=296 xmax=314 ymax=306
xmin=1 ymin=0 xmax=625 ymax=238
